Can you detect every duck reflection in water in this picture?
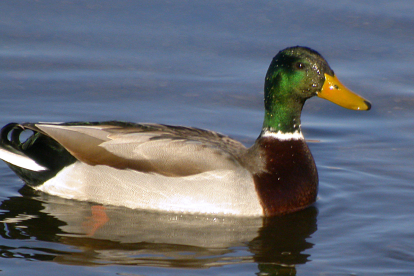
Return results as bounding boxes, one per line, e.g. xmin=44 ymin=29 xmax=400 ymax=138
xmin=0 ymin=186 xmax=317 ymax=274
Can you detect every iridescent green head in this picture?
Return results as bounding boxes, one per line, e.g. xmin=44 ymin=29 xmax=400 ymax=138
xmin=262 ymin=46 xmax=371 ymax=134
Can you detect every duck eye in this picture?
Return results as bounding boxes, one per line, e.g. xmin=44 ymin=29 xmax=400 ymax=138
xmin=295 ymin=62 xmax=305 ymax=70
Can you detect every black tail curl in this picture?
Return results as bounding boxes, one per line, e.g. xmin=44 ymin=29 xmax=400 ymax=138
xmin=0 ymin=123 xmax=76 ymax=186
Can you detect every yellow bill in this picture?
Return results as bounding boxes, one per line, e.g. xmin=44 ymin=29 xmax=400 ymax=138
xmin=318 ymin=74 xmax=371 ymax=110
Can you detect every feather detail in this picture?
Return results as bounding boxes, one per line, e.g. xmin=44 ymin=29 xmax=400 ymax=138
xmin=33 ymin=122 xmax=249 ymax=176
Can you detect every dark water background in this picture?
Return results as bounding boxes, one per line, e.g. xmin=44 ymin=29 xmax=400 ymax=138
xmin=0 ymin=1 xmax=413 ymax=275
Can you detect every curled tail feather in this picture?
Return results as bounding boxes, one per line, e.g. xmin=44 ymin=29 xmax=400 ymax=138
xmin=0 ymin=123 xmax=76 ymax=186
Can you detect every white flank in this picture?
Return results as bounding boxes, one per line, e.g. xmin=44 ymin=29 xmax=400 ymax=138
xmin=261 ymin=130 xmax=304 ymax=141
xmin=0 ymin=148 xmax=47 ymax=171
xmin=37 ymin=162 xmax=264 ymax=216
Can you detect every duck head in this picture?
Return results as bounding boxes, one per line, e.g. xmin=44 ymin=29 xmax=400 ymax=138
xmin=263 ymin=46 xmax=371 ymax=133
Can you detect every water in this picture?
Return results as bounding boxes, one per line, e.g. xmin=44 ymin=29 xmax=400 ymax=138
xmin=0 ymin=0 xmax=413 ymax=275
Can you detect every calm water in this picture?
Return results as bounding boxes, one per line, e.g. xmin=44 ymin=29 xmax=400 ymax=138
xmin=0 ymin=1 xmax=413 ymax=275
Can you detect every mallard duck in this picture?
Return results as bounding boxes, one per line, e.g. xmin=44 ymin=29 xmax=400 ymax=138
xmin=0 ymin=46 xmax=370 ymax=216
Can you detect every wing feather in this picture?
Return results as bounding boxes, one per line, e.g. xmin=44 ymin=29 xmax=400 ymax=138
xmin=35 ymin=122 xmax=248 ymax=176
